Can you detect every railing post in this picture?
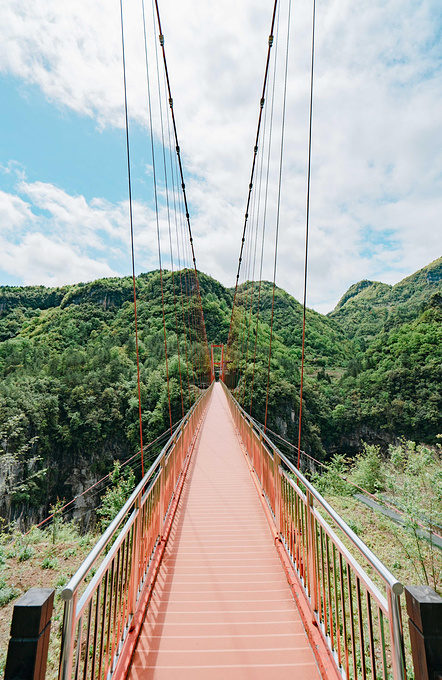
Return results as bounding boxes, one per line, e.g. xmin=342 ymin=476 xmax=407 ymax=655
xmin=59 ymin=591 xmax=77 ymax=680
xmin=306 ymin=490 xmax=318 ymax=620
xmin=159 ymin=460 xmax=165 ymax=539
xmin=259 ymin=431 xmax=264 ymax=487
xmin=405 ymin=585 xmax=442 ymax=680
xmin=388 ymin=585 xmax=407 ymax=680
xmin=5 ymin=588 xmax=54 ymax=680
xmin=129 ymin=495 xmax=141 ymax=615
xmin=173 ymin=435 xmax=178 ymax=491
xmin=274 ymin=450 xmax=281 ymax=534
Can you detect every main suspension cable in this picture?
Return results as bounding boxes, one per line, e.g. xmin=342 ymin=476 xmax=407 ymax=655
xmin=153 ymin=0 xmax=210 ymax=380
xmin=119 ymin=0 xmax=145 ymax=476
xmin=151 ymin=0 xmax=174 ymax=432
xmin=264 ymin=0 xmax=292 ymax=431
xmin=227 ymin=0 xmax=279 ymax=351
xmin=297 ymin=0 xmax=316 ymax=468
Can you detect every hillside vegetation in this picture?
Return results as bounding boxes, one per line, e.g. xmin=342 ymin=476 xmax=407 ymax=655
xmin=0 ymin=257 xmax=441 ymax=527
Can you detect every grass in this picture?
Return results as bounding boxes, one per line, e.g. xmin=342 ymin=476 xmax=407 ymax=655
xmin=321 ymin=493 xmax=442 ymax=679
xmin=0 ymin=524 xmax=95 ymax=680
xmin=0 ymin=578 xmax=19 ymax=607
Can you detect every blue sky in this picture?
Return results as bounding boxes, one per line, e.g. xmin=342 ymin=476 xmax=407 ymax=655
xmin=0 ymin=77 xmax=128 ymax=203
xmin=0 ymin=0 xmax=441 ymax=312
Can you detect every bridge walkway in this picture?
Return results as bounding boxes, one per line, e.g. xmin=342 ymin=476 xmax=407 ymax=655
xmin=127 ymin=383 xmax=321 ymax=680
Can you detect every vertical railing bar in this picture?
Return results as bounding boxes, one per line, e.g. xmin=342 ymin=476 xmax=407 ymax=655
xmin=129 ymin=501 xmax=140 ymax=614
xmin=126 ymin=526 xmax=135 ymax=617
xmin=307 ymin=490 xmax=318 ymax=618
xmin=90 ymin=584 xmax=101 ymax=680
xmin=339 ymin=553 xmax=350 ymax=680
xmin=326 ymin=534 xmax=335 ymax=652
xmin=356 ymin=577 xmax=367 ymax=680
xmin=109 ymin=551 xmax=121 ymax=673
xmin=289 ymin=481 xmax=293 ymax=555
xmin=97 ymin=572 xmax=109 ymax=680
xmin=333 ymin=543 xmax=342 ymax=665
xmin=320 ymin=526 xmax=327 ymax=632
xmin=82 ymin=601 xmax=93 ymax=680
xmin=274 ymin=451 xmax=281 ymax=534
xmin=103 ymin=560 xmax=115 ymax=680
xmin=299 ymin=494 xmax=306 ymax=588
xmin=296 ymin=493 xmax=301 ymax=576
xmin=347 ymin=568 xmax=358 ymax=680
xmin=114 ymin=540 xmax=126 ymax=664
xmin=259 ymin=431 xmax=263 ymax=490
xmin=366 ymin=591 xmax=377 ymax=680
xmin=281 ymin=476 xmax=286 ymax=543
xmin=121 ymin=531 xmax=132 ymax=633
xmin=378 ymin=607 xmax=388 ymax=680
xmin=74 ymin=615 xmax=83 ymax=680
xmin=314 ymin=516 xmax=321 ymax=622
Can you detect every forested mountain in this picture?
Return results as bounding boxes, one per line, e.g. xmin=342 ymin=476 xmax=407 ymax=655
xmin=329 ymin=256 xmax=442 ymax=346
xmin=0 ymin=258 xmax=441 ymax=527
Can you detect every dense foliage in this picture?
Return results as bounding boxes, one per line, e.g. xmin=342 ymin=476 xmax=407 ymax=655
xmin=0 ymin=257 xmax=441 ymax=524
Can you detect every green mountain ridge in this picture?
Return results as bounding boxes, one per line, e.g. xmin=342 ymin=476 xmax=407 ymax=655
xmin=329 ymin=256 xmax=442 ymax=344
xmin=0 ymin=258 xmax=440 ymax=527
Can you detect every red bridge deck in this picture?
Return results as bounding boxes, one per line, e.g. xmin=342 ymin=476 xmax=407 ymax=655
xmin=128 ymin=383 xmax=321 ymax=680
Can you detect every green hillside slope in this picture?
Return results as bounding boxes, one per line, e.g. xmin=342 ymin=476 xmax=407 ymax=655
xmin=0 ymin=259 xmax=441 ymax=527
xmin=329 ymin=256 xmax=442 ymax=346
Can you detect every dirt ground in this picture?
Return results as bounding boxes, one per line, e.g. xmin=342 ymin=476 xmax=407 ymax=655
xmin=0 ymin=527 xmax=94 ymax=679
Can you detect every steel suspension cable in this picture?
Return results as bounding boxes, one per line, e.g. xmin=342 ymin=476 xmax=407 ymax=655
xmin=153 ymin=0 xmax=210 ymax=378
xmin=144 ymin=0 xmax=197 ymax=402
xmin=249 ymin=45 xmax=278 ymax=414
xmin=239 ymin=180 xmax=260 ymax=404
xmin=264 ymin=0 xmax=292 ymax=431
xmin=119 ymin=0 xmax=145 ymax=476
xmin=226 ymin=0 xmax=279 ymax=351
xmin=237 ymin=190 xmax=255 ymax=393
xmin=165 ymin=104 xmax=188 ymax=416
xmin=297 ymin=0 xmax=316 ymax=469
xmin=158 ymin=55 xmax=185 ymax=417
xmin=179 ymin=217 xmax=197 ymax=394
xmin=150 ymin=0 xmax=174 ymax=432
xmin=241 ymin=111 xmax=271 ymax=406
xmin=173 ymin=191 xmax=192 ymax=409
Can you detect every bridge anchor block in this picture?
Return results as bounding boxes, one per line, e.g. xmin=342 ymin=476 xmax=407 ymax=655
xmin=405 ymin=585 xmax=442 ymax=680
xmin=4 ymin=588 xmax=55 ymax=680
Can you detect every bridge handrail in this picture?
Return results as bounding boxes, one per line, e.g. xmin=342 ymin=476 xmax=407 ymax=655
xmin=260 ymin=423 xmax=402 ymax=593
xmin=222 ymin=384 xmax=402 ymax=591
xmin=59 ymin=384 xmax=213 ymax=680
xmin=61 ymin=445 xmax=170 ymax=599
xmin=284 ymin=474 xmax=388 ymax=613
xmin=221 ymin=381 xmax=406 ymax=680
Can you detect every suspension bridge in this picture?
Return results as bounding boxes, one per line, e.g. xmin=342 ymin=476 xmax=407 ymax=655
xmin=3 ymin=0 xmax=440 ymax=678
xmin=54 ymin=379 xmax=408 ymax=680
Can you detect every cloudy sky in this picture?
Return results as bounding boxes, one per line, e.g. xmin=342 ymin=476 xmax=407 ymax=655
xmin=0 ymin=0 xmax=441 ymax=313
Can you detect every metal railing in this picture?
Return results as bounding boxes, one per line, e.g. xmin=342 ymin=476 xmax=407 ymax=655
xmin=222 ymin=382 xmax=407 ymax=680
xmin=58 ymin=384 xmax=212 ymax=680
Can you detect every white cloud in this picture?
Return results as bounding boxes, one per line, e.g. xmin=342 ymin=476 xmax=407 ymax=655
xmin=0 ymin=181 xmax=165 ymax=286
xmin=0 ymin=0 xmax=441 ymax=309
xmin=0 ymin=232 xmax=117 ymax=286
xmin=0 ymin=190 xmax=34 ymax=231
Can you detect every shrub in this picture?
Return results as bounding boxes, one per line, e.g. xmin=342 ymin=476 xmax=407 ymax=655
xmin=0 ymin=577 xmax=19 ymax=607
xmin=18 ymin=545 xmax=34 ymax=562
xmin=311 ymin=454 xmax=353 ymax=497
xmin=41 ymin=555 xmax=58 ymax=570
xmin=350 ymin=443 xmax=385 ymax=494
xmin=97 ymin=462 xmax=135 ymax=531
